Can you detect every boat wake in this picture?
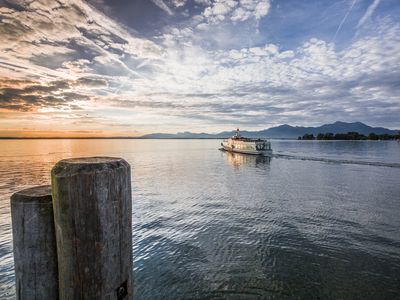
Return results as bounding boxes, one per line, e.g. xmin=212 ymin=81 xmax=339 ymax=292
xmin=273 ymin=153 xmax=400 ymax=168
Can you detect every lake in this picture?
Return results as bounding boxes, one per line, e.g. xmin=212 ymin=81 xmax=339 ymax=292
xmin=0 ymin=139 xmax=399 ymax=299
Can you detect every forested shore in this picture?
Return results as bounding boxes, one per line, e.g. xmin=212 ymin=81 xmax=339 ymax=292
xmin=298 ymin=132 xmax=400 ymax=140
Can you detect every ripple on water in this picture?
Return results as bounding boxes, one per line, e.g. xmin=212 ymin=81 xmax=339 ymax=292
xmin=1 ymin=139 xmax=400 ymax=299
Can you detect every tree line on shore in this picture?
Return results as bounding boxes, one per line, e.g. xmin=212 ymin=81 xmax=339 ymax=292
xmin=298 ymin=132 xmax=400 ymax=140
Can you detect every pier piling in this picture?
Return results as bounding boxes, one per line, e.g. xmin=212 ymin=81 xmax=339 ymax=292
xmin=51 ymin=157 xmax=133 ymax=300
xmin=11 ymin=185 xmax=59 ymax=300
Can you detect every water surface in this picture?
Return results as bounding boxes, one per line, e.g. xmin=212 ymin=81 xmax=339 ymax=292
xmin=0 ymin=139 xmax=399 ymax=299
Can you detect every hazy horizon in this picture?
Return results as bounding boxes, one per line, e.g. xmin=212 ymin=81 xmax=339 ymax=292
xmin=1 ymin=0 xmax=400 ymax=136
xmin=0 ymin=120 xmax=397 ymax=138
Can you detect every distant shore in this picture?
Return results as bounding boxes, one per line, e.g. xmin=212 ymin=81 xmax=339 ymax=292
xmin=299 ymin=132 xmax=400 ymax=141
xmin=0 ymin=137 xmax=225 ymax=140
xmin=0 ymin=136 xmax=398 ymax=141
xmin=1 ymin=122 xmax=398 ymax=140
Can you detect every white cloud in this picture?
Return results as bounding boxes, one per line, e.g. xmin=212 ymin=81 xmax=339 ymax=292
xmin=0 ymin=0 xmax=162 ymax=80
xmin=201 ymin=0 xmax=270 ymax=24
xmin=357 ymin=0 xmax=381 ymax=28
xmin=171 ymin=0 xmax=187 ymax=7
xmin=231 ymin=7 xmax=250 ymax=21
xmin=254 ymin=0 xmax=270 ymax=19
xmin=194 ymin=0 xmax=212 ymax=5
xmin=333 ymin=0 xmax=357 ymax=41
xmin=1 ymin=0 xmax=399 ymax=131
xmin=150 ymin=0 xmax=174 ymax=15
xmin=139 ymin=19 xmax=400 ymax=128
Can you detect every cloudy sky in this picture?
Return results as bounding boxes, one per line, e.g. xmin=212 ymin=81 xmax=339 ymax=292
xmin=0 ymin=0 xmax=399 ymax=136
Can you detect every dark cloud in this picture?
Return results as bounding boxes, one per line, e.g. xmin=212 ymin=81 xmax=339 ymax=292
xmin=0 ymin=88 xmax=67 ymax=111
xmin=75 ymin=77 xmax=108 ymax=87
xmin=30 ymin=51 xmax=77 ymax=69
xmin=0 ymin=79 xmax=92 ymax=111
xmin=0 ymin=0 xmax=399 ymax=132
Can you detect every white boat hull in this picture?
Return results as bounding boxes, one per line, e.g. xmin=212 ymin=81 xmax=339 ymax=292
xmin=221 ymin=145 xmax=272 ymax=157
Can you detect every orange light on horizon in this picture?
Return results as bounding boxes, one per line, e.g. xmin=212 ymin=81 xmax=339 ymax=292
xmin=0 ymin=130 xmax=142 ymax=138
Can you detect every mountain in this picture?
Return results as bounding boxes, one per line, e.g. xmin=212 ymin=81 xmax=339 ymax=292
xmin=140 ymin=131 xmax=215 ymax=139
xmin=260 ymin=121 xmax=398 ymax=138
xmin=139 ymin=122 xmax=399 ymax=139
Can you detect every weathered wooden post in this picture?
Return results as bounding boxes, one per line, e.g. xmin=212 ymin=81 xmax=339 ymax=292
xmin=51 ymin=157 xmax=133 ymax=300
xmin=10 ymin=185 xmax=59 ymax=300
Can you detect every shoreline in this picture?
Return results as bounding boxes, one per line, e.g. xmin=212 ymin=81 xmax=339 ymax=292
xmin=0 ymin=137 xmax=398 ymax=141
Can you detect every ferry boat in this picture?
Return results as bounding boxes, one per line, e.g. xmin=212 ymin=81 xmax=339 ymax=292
xmin=221 ymin=129 xmax=272 ymax=156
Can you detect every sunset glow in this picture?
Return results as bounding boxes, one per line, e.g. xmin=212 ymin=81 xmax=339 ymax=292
xmin=1 ymin=0 xmax=400 ymax=137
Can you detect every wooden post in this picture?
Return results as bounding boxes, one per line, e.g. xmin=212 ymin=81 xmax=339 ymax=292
xmin=51 ymin=157 xmax=133 ymax=300
xmin=10 ymin=185 xmax=59 ymax=300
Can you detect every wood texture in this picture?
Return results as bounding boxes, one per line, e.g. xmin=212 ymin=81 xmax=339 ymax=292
xmin=11 ymin=185 xmax=59 ymax=300
xmin=51 ymin=157 xmax=133 ymax=300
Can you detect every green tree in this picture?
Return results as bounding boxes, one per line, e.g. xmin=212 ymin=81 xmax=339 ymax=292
xmin=302 ymin=133 xmax=314 ymax=140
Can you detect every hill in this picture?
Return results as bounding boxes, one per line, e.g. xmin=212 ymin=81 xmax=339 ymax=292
xmin=139 ymin=121 xmax=398 ymax=139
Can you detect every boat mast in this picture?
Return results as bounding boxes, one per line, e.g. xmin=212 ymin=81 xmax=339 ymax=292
xmin=235 ymin=128 xmax=240 ymax=138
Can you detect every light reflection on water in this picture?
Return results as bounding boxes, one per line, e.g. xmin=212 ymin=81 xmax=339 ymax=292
xmin=0 ymin=139 xmax=400 ymax=299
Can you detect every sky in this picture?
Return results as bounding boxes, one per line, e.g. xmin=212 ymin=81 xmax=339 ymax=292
xmin=0 ymin=0 xmax=399 ymax=137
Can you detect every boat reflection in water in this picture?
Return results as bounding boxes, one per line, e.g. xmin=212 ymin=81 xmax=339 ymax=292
xmin=224 ymin=150 xmax=271 ymax=169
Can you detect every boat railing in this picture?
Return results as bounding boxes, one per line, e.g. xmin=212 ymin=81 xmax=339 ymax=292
xmin=229 ymin=137 xmax=270 ymax=142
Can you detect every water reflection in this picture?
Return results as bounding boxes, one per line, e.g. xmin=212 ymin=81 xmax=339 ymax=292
xmin=223 ymin=151 xmax=271 ymax=168
xmin=0 ymin=140 xmax=400 ymax=299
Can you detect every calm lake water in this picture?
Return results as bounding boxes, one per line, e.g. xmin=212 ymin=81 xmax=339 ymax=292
xmin=0 ymin=139 xmax=400 ymax=299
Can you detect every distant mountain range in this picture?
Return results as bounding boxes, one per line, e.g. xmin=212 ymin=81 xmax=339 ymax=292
xmin=140 ymin=121 xmax=399 ymax=139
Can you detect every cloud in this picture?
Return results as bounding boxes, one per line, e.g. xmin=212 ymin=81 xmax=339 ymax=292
xmin=332 ymin=0 xmax=357 ymax=42
xmin=134 ymin=18 xmax=400 ymax=128
xmin=0 ymin=0 xmax=399 ymax=132
xmin=75 ymin=77 xmax=108 ymax=87
xmin=151 ymin=0 xmax=174 ymax=15
xmin=0 ymin=0 xmax=162 ymax=77
xmin=0 ymin=0 xmax=162 ymax=113
xmin=171 ymin=0 xmax=187 ymax=8
xmin=0 ymin=77 xmax=103 ymax=111
xmin=198 ymin=0 xmax=270 ymax=25
xmin=357 ymin=0 xmax=381 ymax=28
